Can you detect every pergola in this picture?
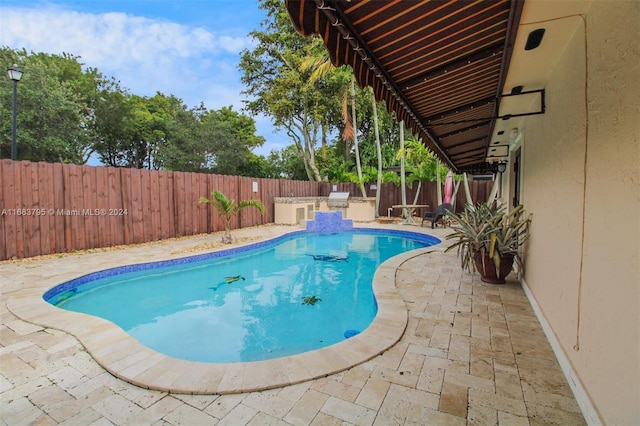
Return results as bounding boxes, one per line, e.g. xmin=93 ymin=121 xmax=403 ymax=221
xmin=285 ymin=0 xmax=543 ymax=174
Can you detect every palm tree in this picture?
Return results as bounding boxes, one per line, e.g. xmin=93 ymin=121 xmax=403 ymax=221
xmin=300 ymin=53 xmax=368 ymax=197
xmin=371 ymin=90 xmax=383 ymax=216
xmin=349 ymin=78 xmax=366 ymax=197
xmin=199 ymin=190 xmax=264 ymax=244
xmin=396 ymin=137 xmax=446 ymax=207
xmin=299 ymin=52 xmax=337 ymax=177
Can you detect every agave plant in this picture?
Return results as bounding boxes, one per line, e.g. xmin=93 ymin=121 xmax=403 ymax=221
xmin=445 ymin=202 xmax=532 ymax=277
xmin=199 ymin=190 xmax=264 ymax=244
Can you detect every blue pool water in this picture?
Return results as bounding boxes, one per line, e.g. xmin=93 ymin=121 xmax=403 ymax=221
xmin=44 ymin=230 xmax=439 ymax=363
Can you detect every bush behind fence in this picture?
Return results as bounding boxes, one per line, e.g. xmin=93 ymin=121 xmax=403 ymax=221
xmin=0 ymin=160 xmax=491 ymax=260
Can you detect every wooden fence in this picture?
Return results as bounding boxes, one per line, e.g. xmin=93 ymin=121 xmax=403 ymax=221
xmin=0 ymin=159 xmax=492 ymax=260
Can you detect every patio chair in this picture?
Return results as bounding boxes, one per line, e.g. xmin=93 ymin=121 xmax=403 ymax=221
xmin=422 ymin=203 xmax=453 ymax=228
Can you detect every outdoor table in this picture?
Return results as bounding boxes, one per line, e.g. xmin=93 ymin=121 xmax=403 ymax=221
xmin=391 ymin=204 xmax=429 ymax=225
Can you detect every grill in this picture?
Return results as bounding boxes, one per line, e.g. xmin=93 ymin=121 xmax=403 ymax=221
xmin=327 ymin=192 xmax=350 ymax=209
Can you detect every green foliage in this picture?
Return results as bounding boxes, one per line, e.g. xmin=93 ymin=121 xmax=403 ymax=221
xmin=239 ymin=0 xmax=353 ymax=181
xmin=236 ymin=153 xmax=281 ymax=179
xmin=1 ymin=12 xmax=451 ymax=183
xmin=343 ymin=166 xmax=379 ymax=185
xmin=445 ymin=202 xmax=532 ymax=276
xmin=0 ymin=12 xmax=441 ymax=182
xmin=266 ymin=145 xmax=308 ymax=180
xmin=0 ymin=48 xmax=268 ymax=176
xmin=381 ymin=171 xmax=401 ymax=185
xmin=0 ymin=48 xmax=108 ymax=163
xmin=395 ymin=137 xmax=450 ymax=183
xmin=199 ymin=190 xmax=265 ymax=244
xmin=95 ymin=93 xmax=266 ymax=173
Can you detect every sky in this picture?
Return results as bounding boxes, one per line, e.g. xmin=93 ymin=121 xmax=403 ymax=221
xmin=0 ymin=0 xmax=289 ymax=157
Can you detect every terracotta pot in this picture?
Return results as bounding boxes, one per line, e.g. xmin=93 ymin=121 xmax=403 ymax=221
xmin=473 ymin=251 xmax=515 ymax=284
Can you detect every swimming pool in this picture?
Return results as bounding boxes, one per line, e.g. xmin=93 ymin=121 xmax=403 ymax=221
xmin=44 ymin=229 xmax=439 ymax=364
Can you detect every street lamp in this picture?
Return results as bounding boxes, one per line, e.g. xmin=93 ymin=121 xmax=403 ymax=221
xmin=7 ymin=64 xmax=23 ymax=161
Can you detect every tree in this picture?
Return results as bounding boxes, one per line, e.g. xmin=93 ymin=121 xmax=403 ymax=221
xmin=199 ymin=107 xmax=265 ymax=176
xmin=267 ymin=145 xmax=308 ymax=180
xmin=93 ymin=89 xmax=134 ymax=166
xmin=1 ymin=47 xmax=267 ymax=175
xmin=300 ymin=50 xmax=371 ymax=194
xmin=371 ymin=91 xmax=383 ymax=217
xmin=397 ymin=137 xmax=451 ymax=206
xmin=236 ymin=153 xmax=281 ymax=178
xmin=152 ymin=101 xmax=206 ymax=172
xmin=0 ymin=48 xmax=110 ymax=163
xmin=209 ymin=106 xmax=264 ymax=151
xmin=94 ymin=91 xmax=267 ymax=174
xmin=199 ymin=190 xmax=265 ymax=244
xmin=347 ymin=79 xmax=366 ymax=196
xmin=239 ymin=0 xmax=343 ymax=181
xmin=298 ymin=46 xmax=406 ymax=204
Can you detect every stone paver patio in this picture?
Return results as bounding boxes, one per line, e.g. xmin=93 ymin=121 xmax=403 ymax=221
xmin=0 ymin=223 xmax=585 ymax=425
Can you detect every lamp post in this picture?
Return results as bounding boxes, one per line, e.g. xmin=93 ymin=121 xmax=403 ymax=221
xmin=7 ymin=64 xmax=23 ymax=161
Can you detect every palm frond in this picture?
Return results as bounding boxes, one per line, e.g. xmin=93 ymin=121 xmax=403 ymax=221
xmin=445 ymin=202 xmax=532 ymax=274
xmin=342 ymin=91 xmax=354 ymax=142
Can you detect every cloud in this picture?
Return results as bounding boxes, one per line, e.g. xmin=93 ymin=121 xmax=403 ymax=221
xmin=0 ymin=4 xmax=291 ymax=156
xmin=0 ymin=5 xmax=256 ymax=109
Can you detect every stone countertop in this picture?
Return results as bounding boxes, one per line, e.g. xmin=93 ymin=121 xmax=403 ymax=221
xmin=274 ymin=197 xmax=376 ymax=203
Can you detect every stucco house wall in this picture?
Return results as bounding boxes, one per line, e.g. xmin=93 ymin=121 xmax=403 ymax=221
xmin=516 ymin=2 xmax=639 ymax=423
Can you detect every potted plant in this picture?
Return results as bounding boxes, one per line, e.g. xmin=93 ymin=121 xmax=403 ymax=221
xmin=445 ymin=202 xmax=532 ymax=284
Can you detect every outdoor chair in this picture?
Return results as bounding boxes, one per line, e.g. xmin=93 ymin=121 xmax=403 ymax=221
xmin=422 ymin=203 xmax=453 ymax=228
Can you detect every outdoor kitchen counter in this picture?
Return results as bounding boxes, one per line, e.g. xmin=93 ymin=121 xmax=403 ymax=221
xmin=274 ymin=197 xmax=376 ymax=224
xmin=272 ymin=196 xmax=376 ymax=205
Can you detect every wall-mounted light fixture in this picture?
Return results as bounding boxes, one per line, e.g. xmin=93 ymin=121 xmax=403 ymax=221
xmin=497 ymin=162 xmax=507 ymax=197
xmin=510 ymin=128 xmax=520 ymax=142
xmin=525 ymin=29 xmax=545 ymax=50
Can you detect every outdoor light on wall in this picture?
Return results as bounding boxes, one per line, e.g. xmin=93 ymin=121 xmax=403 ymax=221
xmin=510 ymin=128 xmax=520 ymax=142
xmin=497 ymin=162 xmax=507 ymax=198
xmin=7 ymin=64 xmax=23 ymax=161
xmin=525 ymin=28 xmax=545 ymax=50
xmin=511 ymin=85 xmax=524 ymax=95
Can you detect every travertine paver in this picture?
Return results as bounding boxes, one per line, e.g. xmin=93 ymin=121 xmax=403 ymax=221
xmin=1 ymin=224 xmax=586 ymax=425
